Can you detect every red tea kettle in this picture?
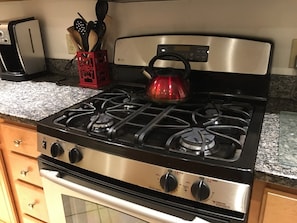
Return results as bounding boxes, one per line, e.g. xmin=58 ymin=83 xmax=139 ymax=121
xmin=143 ymin=53 xmax=191 ymax=103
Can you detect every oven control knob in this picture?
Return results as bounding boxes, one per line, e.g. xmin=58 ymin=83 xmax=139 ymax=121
xmin=69 ymin=148 xmax=83 ymax=163
xmin=191 ymin=180 xmax=210 ymax=201
xmin=50 ymin=143 xmax=64 ymax=157
xmin=160 ymin=172 xmax=178 ymax=192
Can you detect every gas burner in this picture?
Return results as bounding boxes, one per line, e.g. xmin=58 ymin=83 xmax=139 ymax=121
xmin=166 ymin=124 xmax=246 ymax=160
xmin=221 ymin=103 xmax=252 ymax=120
xmin=179 ymin=127 xmax=217 ymax=156
xmin=206 ymin=125 xmax=246 ymax=150
xmin=87 ymin=114 xmax=114 ymax=133
xmin=193 ymin=103 xmax=220 ymax=119
xmin=192 ymin=102 xmax=251 ymax=127
xmin=202 ymin=115 xmax=249 ymax=127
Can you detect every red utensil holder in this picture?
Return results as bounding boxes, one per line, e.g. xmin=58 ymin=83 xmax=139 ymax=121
xmin=77 ymin=50 xmax=110 ymax=89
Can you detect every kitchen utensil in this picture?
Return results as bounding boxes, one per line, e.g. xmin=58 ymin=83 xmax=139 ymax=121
xmin=74 ymin=18 xmax=89 ymax=51
xmin=88 ymin=30 xmax=99 ymax=52
xmin=67 ymin=26 xmax=83 ymax=51
xmin=77 ymin=12 xmax=87 ymax=24
xmin=64 ymin=55 xmax=77 ymax=70
xmin=143 ymin=53 xmax=191 ymax=103
xmin=93 ymin=21 xmax=106 ymax=50
xmin=86 ymin=21 xmax=99 ymax=52
xmin=96 ymin=15 xmax=111 ymax=50
xmin=95 ymin=0 xmax=108 ymax=22
xmin=97 ymin=21 xmax=106 ymax=38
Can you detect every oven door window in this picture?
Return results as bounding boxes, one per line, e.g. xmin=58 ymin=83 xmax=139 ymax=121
xmin=62 ymin=195 xmax=147 ymax=223
xmin=40 ymin=169 xmax=210 ymax=223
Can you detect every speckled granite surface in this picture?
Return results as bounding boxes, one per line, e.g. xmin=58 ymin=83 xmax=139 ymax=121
xmin=0 ymin=79 xmax=100 ymax=122
xmin=279 ymin=111 xmax=297 ymax=166
xmin=252 ymin=74 xmax=297 ymax=188
xmin=255 ymin=98 xmax=297 ymax=188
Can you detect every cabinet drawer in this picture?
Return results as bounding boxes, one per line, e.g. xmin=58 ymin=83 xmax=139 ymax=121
xmin=1 ymin=123 xmax=38 ymax=158
xmin=260 ymin=188 xmax=297 ymax=223
xmin=15 ymin=181 xmax=49 ymax=223
xmin=8 ymin=152 xmax=42 ymax=187
xmin=23 ymin=214 xmax=47 ymax=223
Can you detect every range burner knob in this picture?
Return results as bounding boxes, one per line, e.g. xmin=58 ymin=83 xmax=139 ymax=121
xmin=160 ymin=172 xmax=178 ymax=193
xmin=191 ymin=180 xmax=210 ymax=201
xmin=69 ymin=148 xmax=83 ymax=163
xmin=50 ymin=143 xmax=64 ymax=157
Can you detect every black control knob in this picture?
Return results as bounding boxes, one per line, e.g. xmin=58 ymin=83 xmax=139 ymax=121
xmin=69 ymin=148 xmax=83 ymax=163
xmin=191 ymin=180 xmax=210 ymax=201
xmin=50 ymin=143 xmax=64 ymax=157
xmin=160 ymin=172 xmax=178 ymax=192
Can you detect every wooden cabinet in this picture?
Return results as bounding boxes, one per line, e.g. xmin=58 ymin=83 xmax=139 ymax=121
xmin=15 ymin=181 xmax=48 ymax=222
xmin=248 ymin=179 xmax=297 ymax=223
xmin=260 ymin=188 xmax=297 ymax=223
xmin=22 ymin=215 xmax=45 ymax=223
xmin=8 ymin=152 xmax=42 ymax=187
xmin=0 ymin=150 xmax=18 ymax=223
xmin=0 ymin=121 xmax=48 ymax=223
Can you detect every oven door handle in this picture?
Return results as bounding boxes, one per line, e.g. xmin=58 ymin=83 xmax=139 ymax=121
xmin=40 ymin=169 xmax=209 ymax=223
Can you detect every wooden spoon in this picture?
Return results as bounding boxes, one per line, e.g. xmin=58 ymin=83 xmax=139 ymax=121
xmin=67 ymin=26 xmax=83 ymax=51
xmin=88 ymin=29 xmax=99 ymax=52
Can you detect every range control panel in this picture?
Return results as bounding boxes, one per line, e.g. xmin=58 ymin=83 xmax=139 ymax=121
xmin=114 ymin=34 xmax=272 ymax=75
xmin=157 ymin=44 xmax=209 ymax=62
xmin=38 ymin=133 xmax=250 ymax=214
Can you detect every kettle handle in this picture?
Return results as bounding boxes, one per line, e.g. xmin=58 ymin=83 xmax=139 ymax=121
xmin=147 ymin=52 xmax=191 ymax=79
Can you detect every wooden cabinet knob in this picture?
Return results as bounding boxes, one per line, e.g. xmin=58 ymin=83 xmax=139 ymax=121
xmin=20 ymin=170 xmax=29 ymax=177
xmin=28 ymin=202 xmax=36 ymax=209
xmin=13 ymin=139 xmax=22 ymax=147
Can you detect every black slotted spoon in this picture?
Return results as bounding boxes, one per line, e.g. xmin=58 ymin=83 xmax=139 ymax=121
xmin=74 ymin=18 xmax=89 ymax=51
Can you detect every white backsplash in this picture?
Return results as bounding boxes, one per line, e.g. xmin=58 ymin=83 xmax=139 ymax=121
xmin=1 ymin=0 xmax=297 ymax=75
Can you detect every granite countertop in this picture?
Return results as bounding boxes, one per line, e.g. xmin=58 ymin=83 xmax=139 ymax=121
xmin=255 ymin=98 xmax=297 ymax=188
xmin=0 ymin=78 xmax=100 ymax=124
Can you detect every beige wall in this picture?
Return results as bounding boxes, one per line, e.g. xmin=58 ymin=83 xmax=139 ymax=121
xmin=1 ymin=0 xmax=297 ymax=75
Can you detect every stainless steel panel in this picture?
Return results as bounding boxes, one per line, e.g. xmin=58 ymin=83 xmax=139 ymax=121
xmin=38 ymin=133 xmax=250 ymax=214
xmin=0 ymin=22 xmax=11 ymax=45
xmin=114 ymin=35 xmax=272 ymax=75
xmin=14 ymin=20 xmax=45 ymax=74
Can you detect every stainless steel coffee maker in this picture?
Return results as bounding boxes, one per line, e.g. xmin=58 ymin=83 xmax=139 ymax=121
xmin=0 ymin=17 xmax=46 ymax=81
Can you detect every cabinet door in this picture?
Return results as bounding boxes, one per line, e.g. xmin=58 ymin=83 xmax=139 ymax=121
xmin=8 ymin=152 xmax=43 ymax=187
xmin=260 ymin=188 xmax=297 ymax=223
xmin=15 ymin=180 xmax=49 ymax=222
xmin=0 ymin=150 xmax=18 ymax=223
xmin=1 ymin=123 xmax=38 ymax=158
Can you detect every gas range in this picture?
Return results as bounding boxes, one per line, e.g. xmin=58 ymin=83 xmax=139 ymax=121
xmin=39 ymin=84 xmax=258 ymax=162
xmin=37 ymin=34 xmax=273 ymax=222
xmin=37 ymin=83 xmax=264 ymax=210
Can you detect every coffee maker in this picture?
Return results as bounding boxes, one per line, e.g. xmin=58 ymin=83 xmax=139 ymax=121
xmin=0 ymin=17 xmax=46 ymax=81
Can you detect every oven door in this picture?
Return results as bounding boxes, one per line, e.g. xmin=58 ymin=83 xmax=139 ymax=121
xmin=40 ymin=169 xmax=213 ymax=223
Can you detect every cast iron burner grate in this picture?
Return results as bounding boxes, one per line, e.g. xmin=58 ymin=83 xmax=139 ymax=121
xmin=52 ymin=87 xmax=253 ymax=162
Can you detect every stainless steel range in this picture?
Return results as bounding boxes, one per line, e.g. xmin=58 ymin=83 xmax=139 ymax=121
xmin=37 ymin=35 xmax=273 ymax=223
